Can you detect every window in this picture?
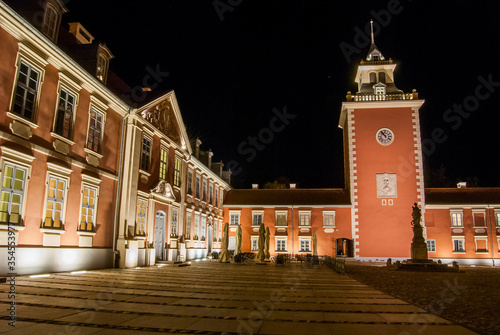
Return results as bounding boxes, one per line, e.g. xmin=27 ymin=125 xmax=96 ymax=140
xmin=251 ymin=236 xmax=259 ymax=251
xmin=374 ymin=85 xmax=386 ymax=95
xmin=453 ymin=238 xmax=465 ymax=252
xmin=96 ymin=54 xmax=108 ymax=83
xmin=43 ymin=176 xmax=66 ymax=229
xmin=213 ymin=219 xmax=217 ymax=241
xmin=187 ymin=170 xmax=193 ymax=195
xmin=201 ymin=217 xmax=206 ymax=240
xmin=209 ymin=184 xmax=213 ymax=204
xmin=0 ymin=164 xmax=26 ymax=225
xmin=299 ymin=212 xmax=310 ymax=226
xmin=140 ymin=137 xmax=151 ymax=172
xmin=42 ymin=4 xmax=59 ymax=41
xmin=451 ymin=212 xmax=463 ymax=227
xmin=195 ymin=175 xmax=200 ymax=198
xmin=300 ymin=239 xmax=310 ymax=252
xmin=185 ymin=213 xmax=192 ymax=239
xmin=475 ymin=237 xmax=488 ymax=252
xmin=276 ymin=238 xmax=287 ymax=252
xmin=220 ymin=193 xmax=223 ymax=209
xmin=214 ymin=188 xmax=218 ymax=207
xmin=54 ymin=88 xmax=75 ymax=139
xmin=253 ymin=213 xmax=263 ymax=226
xmin=13 ymin=62 xmax=40 ymax=121
xmin=230 ymin=213 xmax=240 ymax=226
xmin=79 ymin=186 xmax=97 ymax=232
xmin=136 ymin=199 xmax=147 ymax=236
xmin=202 ymin=180 xmax=207 ymax=202
xmin=426 ymin=240 xmax=436 ymax=252
xmin=276 ymin=212 xmax=287 ymax=226
xmin=496 ymin=212 xmax=500 ymax=227
xmin=228 ymin=236 xmax=236 ymax=251
xmin=378 ymin=72 xmax=386 ymax=83
xmin=159 ymin=148 xmax=168 ymax=180
xmin=173 ymin=158 xmax=181 ymax=187
xmin=323 ymin=212 xmax=335 ymax=227
xmin=473 ymin=212 xmax=486 ymax=227
xmin=86 ymin=109 xmax=103 ymax=153
xmin=171 ymin=208 xmax=178 ymax=236
xmin=194 ymin=215 xmax=199 ymax=240
xmin=369 ymin=72 xmax=377 ymax=84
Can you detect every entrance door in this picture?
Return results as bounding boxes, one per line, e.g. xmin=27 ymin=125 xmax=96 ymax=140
xmin=154 ymin=211 xmax=166 ymax=260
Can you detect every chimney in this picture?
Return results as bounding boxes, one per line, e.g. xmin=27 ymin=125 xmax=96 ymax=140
xmin=457 ymin=182 xmax=467 ymax=188
xmin=68 ymin=22 xmax=94 ymax=44
xmin=195 ymin=138 xmax=202 ymax=159
xmin=252 ymin=184 xmax=259 ymax=190
xmin=289 ymin=183 xmax=296 ymax=189
xmin=208 ymin=149 xmax=213 ymax=170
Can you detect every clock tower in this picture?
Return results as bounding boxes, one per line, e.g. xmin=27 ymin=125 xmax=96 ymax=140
xmin=338 ymin=21 xmax=425 ymax=259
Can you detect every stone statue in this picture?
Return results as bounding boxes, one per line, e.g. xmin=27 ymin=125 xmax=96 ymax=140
xmin=411 ymin=202 xmax=421 ymax=227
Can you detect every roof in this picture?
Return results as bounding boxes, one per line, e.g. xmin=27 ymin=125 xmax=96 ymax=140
xmin=425 ymin=188 xmax=500 ymax=205
xmin=224 ymin=189 xmax=351 ymax=207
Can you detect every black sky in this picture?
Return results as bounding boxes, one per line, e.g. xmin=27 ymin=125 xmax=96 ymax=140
xmin=63 ymin=0 xmax=500 ymax=189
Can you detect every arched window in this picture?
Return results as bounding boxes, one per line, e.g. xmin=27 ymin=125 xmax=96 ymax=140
xmin=42 ymin=4 xmax=59 ymax=41
xmin=379 ymin=72 xmax=386 ymax=83
xmin=369 ymin=72 xmax=377 ymax=84
xmin=96 ymin=54 xmax=108 ymax=83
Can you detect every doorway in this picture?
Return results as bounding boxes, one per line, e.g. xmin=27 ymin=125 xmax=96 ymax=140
xmin=154 ymin=211 xmax=166 ymax=260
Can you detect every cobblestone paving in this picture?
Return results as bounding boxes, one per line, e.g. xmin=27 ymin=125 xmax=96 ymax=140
xmin=0 ymin=262 xmax=477 ymax=334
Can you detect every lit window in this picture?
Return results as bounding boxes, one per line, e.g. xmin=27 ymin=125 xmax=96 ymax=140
xmin=13 ymin=62 xmax=40 ymax=121
xmin=230 ymin=213 xmax=240 ymax=226
xmin=96 ymin=54 xmax=108 ymax=83
xmin=426 ymin=240 xmax=436 ymax=252
xmin=251 ymin=236 xmax=259 ymax=251
xmin=86 ymin=109 xmax=103 ymax=153
xmin=323 ymin=212 xmax=335 ymax=227
xmin=79 ymin=186 xmax=97 ymax=232
xmin=194 ymin=215 xmax=199 ymax=240
xmin=0 ymin=164 xmax=26 ymax=225
xmin=373 ymin=85 xmax=386 ymax=95
xmin=43 ymin=176 xmax=66 ymax=229
xmin=171 ymin=208 xmax=178 ymax=236
xmin=299 ymin=212 xmax=310 ymax=226
xmin=451 ymin=212 xmax=463 ymax=227
xmin=202 ymin=180 xmax=207 ymax=202
xmin=173 ymin=158 xmax=181 ymax=187
xmin=276 ymin=213 xmax=287 ymax=226
xmin=185 ymin=213 xmax=192 ymax=239
xmin=159 ymin=148 xmax=168 ymax=180
xmin=453 ymin=239 xmax=465 ymax=252
xmin=136 ymin=199 xmax=147 ymax=236
xmin=187 ymin=170 xmax=193 ymax=195
xmin=195 ymin=175 xmax=200 ymax=198
xmin=42 ymin=4 xmax=59 ymax=41
xmin=54 ymin=88 xmax=75 ymax=139
xmin=253 ymin=213 xmax=263 ymax=226
xmin=276 ymin=238 xmax=287 ymax=252
xmin=140 ymin=137 xmax=151 ymax=172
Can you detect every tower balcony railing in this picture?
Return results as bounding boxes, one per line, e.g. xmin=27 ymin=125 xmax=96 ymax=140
xmin=360 ymin=59 xmax=393 ymax=65
xmin=346 ymin=89 xmax=419 ymax=102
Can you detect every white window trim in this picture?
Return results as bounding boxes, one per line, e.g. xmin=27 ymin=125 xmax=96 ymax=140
xmin=251 ymin=235 xmax=259 ymax=251
xmin=135 ymin=196 xmax=148 ymax=237
xmin=275 ymin=210 xmax=288 ymax=227
xmin=252 ymin=210 xmax=264 ymax=226
xmin=185 ymin=210 xmax=192 ymax=240
xmin=298 ymin=210 xmax=311 ymax=227
xmin=51 ymin=74 xmax=80 ymax=144
xmin=471 ymin=209 xmax=486 ymax=228
xmin=84 ymin=96 xmax=108 ymax=156
xmin=275 ymin=236 xmax=288 ymax=252
xmin=474 ymin=236 xmax=488 ymax=253
xmin=229 ymin=210 xmax=241 ymax=226
xmin=322 ymin=210 xmax=336 ymax=227
xmin=495 ymin=210 xmax=500 ymax=227
xmin=426 ymin=239 xmax=436 ymax=253
xmin=41 ymin=162 xmax=72 ymax=232
xmin=298 ymin=236 xmax=312 ymax=253
xmin=452 ymin=236 xmax=466 ymax=254
xmin=139 ymin=133 xmax=153 ymax=173
xmin=450 ymin=210 xmax=464 ymax=228
xmin=173 ymin=153 xmax=183 ymax=189
xmin=77 ymin=174 xmax=101 ymax=234
xmin=8 ymin=44 xmax=48 ymax=127
xmin=194 ymin=214 xmax=200 ymax=240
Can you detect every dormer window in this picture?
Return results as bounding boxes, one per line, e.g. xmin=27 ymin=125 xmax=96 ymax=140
xmin=41 ymin=0 xmax=68 ymax=43
xmin=95 ymin=44 xmax=114 ymax=84
xmin=373 ymin=83 xmax=386 ymax=95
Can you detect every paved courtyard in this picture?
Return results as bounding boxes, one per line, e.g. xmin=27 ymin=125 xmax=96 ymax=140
xmin=1 ymin=261 xmax=476 ymax=334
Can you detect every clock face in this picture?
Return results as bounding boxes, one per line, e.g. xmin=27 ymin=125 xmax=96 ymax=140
xmin=376 ymin=128 xmax=394 ymax=145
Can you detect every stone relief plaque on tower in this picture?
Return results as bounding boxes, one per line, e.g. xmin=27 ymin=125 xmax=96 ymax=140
xmin=376 ymin=172 xmax=397 ymax=198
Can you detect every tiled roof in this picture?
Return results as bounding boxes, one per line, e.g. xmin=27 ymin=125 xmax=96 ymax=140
xmin=224 ymin=189 xmax=351 ymax=206
xmin=425 ymin=188 xmax=500 ymax=205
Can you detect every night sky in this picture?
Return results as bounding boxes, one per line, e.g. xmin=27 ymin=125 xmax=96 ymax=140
xmin=63 ymin=0 xmax=500 ymax=189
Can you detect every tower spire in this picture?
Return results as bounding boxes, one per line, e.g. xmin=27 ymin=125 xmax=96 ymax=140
xmin=370 ymin=19 xmax=374 ymax=44
xmin=366 ymin=19 xmax=384 ymax=61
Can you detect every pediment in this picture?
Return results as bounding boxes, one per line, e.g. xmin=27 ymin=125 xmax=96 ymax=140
xmin=151 ymin=180 xmax=176 ymax=200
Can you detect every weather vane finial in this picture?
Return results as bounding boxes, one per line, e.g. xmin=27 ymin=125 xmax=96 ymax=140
xmin=370 ymin=19 xmax=374 ymax=44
